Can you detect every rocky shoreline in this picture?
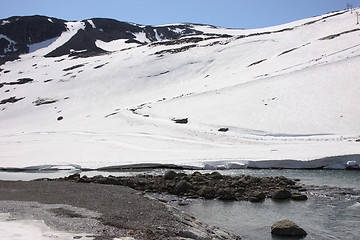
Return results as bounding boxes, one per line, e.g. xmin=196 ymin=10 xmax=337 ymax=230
xmin=0 ymin=180 xmax=240 ymax=240
xmin=51 ymin=171 xmax=308 ymax=203
xmin=0 ymin=171 xmax=310 ymax=239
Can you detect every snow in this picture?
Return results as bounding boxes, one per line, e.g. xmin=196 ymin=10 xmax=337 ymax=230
xmin=0 ymin=213 xmax=93 ymax=240
xmin=20 ymin=21 xmax=86 ymax=57
xmin=95 ymin=39 xmax=138 ymax=51
xmin=47 ymin=18 xmax=53 ymax=23
xmin=1 ymin=20 xmax=10 ymax=26
xmin=0 ymin=213 xmax=135 ymax=240
xmin=172 ymin=27 xmax=186 ymax=34
xmin=0 ymin=34 xmax=17 ymax=53
xmin=133 ymin=32 xmax=150 ymax=43
xmin=28 ymin=37 xmax=58 ymax=53
xmin=154 ymin=29 xmax=162 ymax=41
xmin=0 ymin=10 xmax=360 ymax=170
xmin=87 ymin=20 xmax=96 ymax=29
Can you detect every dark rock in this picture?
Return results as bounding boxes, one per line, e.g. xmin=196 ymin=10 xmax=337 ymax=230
xmin=290 ymin=185 xmax=302 ymax=190
xmin=260 ymin=177 xmax=271 ymax=184
xmin=218 ymin=127 xmax=229 ymax=132
xmin=57 ymin=172 xmax=304 ymax=203
xmin=79 ymin=175 xmax=91 ymax=183
xmin=63 ymin=64 xmax=85 ymax=71
xmin=217 ymin=188 xmax=236 ymax=201
xmin=291 ymin=193 xmax=308 ymax=201
xmin=172 ymin=118 xmax=188 ymax=124
xmin=155 ymin=45 xmax=197 ymax=55
xmin=0 ymin=96 xmax=24 ymax=104
xmin=102 ymin=176 xmax=120 ymax=185
xmin=271 ymin=189 xmax=292 ymax=200
xmin=164 ymin=170 xmax=177 ymax=180
xmin=247 ymin=58 xmax=266 ymax=67
xmin=33 ymin=97 xmax=58 ymax=106
xmin=191 ymin=171 xmax=202 ymax=176
xmin=271 ymin=219 xmax=307 ymax=237
xmin=0 ymin=15 xmax=66 ymax=56
xmin=66 ymin=173 xmax=80 ymax=181
xmin=210 ymin=171 xmax=223 ymax=179
xmin=198 ymin=186 xmax=217 ymax=199
xmin=250 ymin=191 xmax=265 ymax=202
xmin=174 ymin=180 xmax=191 ymax=194
xmin=249 ymin=197 xmax=262 ymax=202
xmin=7 ymin=78 xmax=33 ymax=85
xmin=177 ymin=201 xmax=189 ymax=206
xmin=92 ymin=174 xmax=104 ymax=181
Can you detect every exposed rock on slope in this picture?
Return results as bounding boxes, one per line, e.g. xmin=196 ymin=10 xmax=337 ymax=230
xmin=0 ymin=15 xmax=66 ymax=55
xmin=1 ymin=15 xmax=203 ymax=60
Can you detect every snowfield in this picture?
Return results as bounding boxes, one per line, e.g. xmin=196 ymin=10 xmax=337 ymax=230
xmin=0 ymin=212 xmax=134 ymax=240
xmin=0 ymin=10 xmax=359 ymax=170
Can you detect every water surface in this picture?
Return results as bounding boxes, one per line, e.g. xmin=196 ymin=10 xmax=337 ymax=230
xmin=1 ymin=169 xmax=359 ymax=239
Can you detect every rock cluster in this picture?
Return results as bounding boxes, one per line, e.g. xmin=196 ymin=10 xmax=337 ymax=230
xmin=59 ymin=171 xmax=307 ymax=202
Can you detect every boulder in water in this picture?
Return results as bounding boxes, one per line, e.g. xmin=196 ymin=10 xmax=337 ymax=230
xmin=271 ymin=189 xmax=291 ymax=200
xmin=271 ymin=219 xmax=307 ymax=237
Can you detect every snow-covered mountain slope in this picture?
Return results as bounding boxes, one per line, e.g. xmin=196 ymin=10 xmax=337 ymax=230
xmin=0 ymin=10 xmax=360 ymax=170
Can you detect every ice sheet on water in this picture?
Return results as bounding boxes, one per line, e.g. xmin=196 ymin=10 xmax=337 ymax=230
xmin=0 ymin=212 xmax=136 ymax=240
xmin=0 ymin=213 xmax=93 ymax=240
xmin=20 ymin=164 xmax=82 ymax=171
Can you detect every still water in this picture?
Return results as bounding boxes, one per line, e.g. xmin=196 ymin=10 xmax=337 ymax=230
xmin=1 ymin=169 xmax=359 ymax=239
xmin=174 ymin=170 xmax=360 ymax=240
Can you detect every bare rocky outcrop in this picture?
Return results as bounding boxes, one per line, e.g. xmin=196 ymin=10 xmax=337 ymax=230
xmin=55 ymin=171 xmax=308 ymax=202
xmin=1 ymin=15 xmax=204 ymax=62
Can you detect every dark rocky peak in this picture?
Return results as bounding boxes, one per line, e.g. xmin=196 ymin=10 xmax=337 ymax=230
xmin=46 ymin=18 xmax=145 ymax=57
xmin=1 ymin=15 xmax=205 ymax=60
xmin=143 ymin=24 xmax=203 ymax=42
xmin=45 ymin=28 xmax=106 ymax=58
xmin=47 ymin=19 xmax=204 ymax=58
xmin=85 ymin=18 xmax=143 ymax=41
xmin=0 ymin=15 xmax=66 ymax=55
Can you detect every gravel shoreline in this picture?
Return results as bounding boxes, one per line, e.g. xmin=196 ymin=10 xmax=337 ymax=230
xmin=0 ymin=180 xmax=240 ymax=240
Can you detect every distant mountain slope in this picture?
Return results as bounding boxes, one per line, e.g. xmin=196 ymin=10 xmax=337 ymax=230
xmin=0 ymin=15 xmax=203 ymax=60
xmin=0 ymin=10 xmax=359 ymax=170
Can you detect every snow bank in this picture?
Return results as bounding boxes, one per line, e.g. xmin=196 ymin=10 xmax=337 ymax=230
xmin=28 ymin=37 xmax=58 ymax=53
xmin=95 ymin=39 xmax=138 ymax=51
xmin=0 ymin=213 xmax=94 ymax=240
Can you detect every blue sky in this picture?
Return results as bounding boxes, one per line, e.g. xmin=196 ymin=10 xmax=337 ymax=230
xmin=1 ymin=0 xmax=359 ymax=29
